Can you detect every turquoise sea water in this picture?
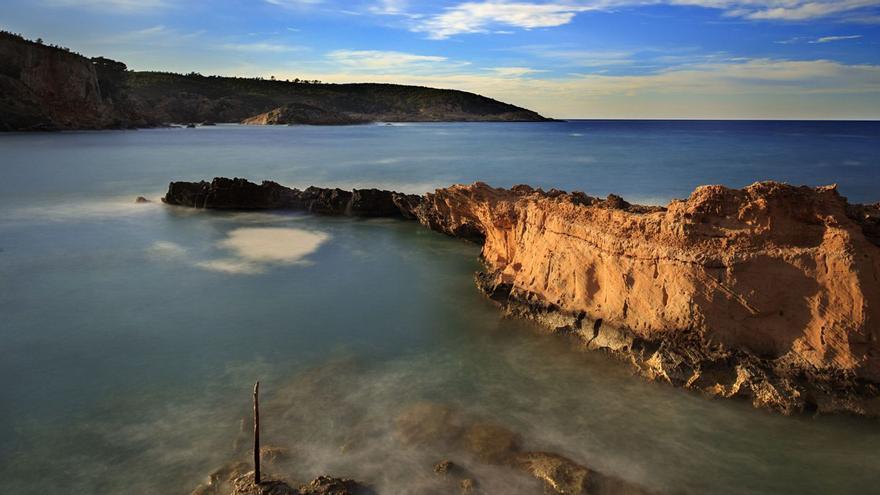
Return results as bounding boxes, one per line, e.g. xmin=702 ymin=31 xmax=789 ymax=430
xmin=1 ymin=121 xmax=879 ymax=494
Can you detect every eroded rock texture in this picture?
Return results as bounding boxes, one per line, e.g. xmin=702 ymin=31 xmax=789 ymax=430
xmin=418 ymin=182 xmax=880 ymax=415
xmin=162 ymin=177 xmax=880 ymax=415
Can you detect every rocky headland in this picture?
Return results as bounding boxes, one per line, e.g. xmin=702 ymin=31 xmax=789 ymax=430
xmin=162 ymin=178 xmax=880 ymax=416
xmin=1 ymin=32 xmax=548 ymax=131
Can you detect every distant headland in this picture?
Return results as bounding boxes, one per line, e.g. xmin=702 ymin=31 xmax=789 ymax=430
xmin=0 ymin=31 xmax=549 ymax=131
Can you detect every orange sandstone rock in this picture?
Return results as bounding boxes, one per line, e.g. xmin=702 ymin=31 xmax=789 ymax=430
xmin=415 ymin=181 xmax=880 ymax=414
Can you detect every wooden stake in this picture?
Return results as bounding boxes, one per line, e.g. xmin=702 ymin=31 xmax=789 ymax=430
xmin=253 ymin=380 xmax=261 ymax=485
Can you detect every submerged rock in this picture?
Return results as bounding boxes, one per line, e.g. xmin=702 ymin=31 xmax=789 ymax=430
xmin=514 ymin=452 xmax=590 ymax=495
xmin=135 ymin=196 xmax=151 ymax=203
xmin=299 ymin=476 xmax=373 ymax=495
xmin=393 ymin=402 xmax=653 ymax=494
xmin=459 ymin=478 xmax=477 ymax=493
xmin=461 ymin=422 xmax=520 ymax=464
xmin=194 ymin=468 xmax=371 ymax=495
xmin=231 ymin=473 xmax=297 ymax=495
xmin=433 ymin=460 xmax=456 ymax=475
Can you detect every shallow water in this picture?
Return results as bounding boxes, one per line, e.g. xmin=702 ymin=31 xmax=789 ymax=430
xmin=1 ymin=122 xmax=879 ymax=494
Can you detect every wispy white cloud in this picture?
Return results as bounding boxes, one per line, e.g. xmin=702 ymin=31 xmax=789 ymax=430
xmin=777 ymin=34 xmax=864 ymax=44
xmin=265 ymin=0 xmax=325 ymax=7
xmin=730 ymin=0 xmax=879 ymax=21
xmin=45 ymin=0 xmax=167 ymax=10
xmin=222 ymin=42 xmax=306 ymax=53
xmin=82 ymin=25 xmax=205 ymax=49
xmin=369 ymin=0 xmax=421 ymax=17
xmin=327 ymin=49 xmax=461 ymax=72
xmin=411 ymin=1 xmax=880 ymax=39
xmin=488 ymin=66 xmax=547 ymax=76
xmin=809 ymin=34 xmax=863 ymax=43
xmin=512 ymin=45 xmax=635 ymax=68
xmin=416 ymin=2 xmax=597 ymax=39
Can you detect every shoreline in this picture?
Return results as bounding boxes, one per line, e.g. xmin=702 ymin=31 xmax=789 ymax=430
xmin=160 ymin=177 xmax=880 ymax=417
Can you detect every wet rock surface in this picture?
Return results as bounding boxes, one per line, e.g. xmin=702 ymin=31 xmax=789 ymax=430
xmin=193 ymin=469 xmax=372 ymax=495
xmin=162 ymin=177 xmax=880 ymax=416
xmin=393 ymin=402 xmax=655 ymax=495
xmin=193 ymin=397 xmax=655 ymax=495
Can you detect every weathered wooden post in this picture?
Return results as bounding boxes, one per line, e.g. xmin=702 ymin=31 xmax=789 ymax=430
xmin=253 ymin=381 xmax=261 ymax=484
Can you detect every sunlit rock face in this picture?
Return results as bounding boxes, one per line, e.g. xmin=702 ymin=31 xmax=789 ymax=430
xmin=161 ymin=177 xmax=880 ymax=414
xmin=417 ymin=181 xmax=880 ymax=414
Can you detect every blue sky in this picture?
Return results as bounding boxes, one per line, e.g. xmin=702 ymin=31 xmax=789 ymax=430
xmin=3 ymin=0 xmax=880 ymax=118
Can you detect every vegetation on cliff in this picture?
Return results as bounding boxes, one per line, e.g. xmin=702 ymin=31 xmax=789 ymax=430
xmin=0 ymin=32 xmax=547 ymax=131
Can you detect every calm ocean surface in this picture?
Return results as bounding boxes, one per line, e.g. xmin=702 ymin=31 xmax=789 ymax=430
xmin=1 ymin=121 xmax=879 ymax=494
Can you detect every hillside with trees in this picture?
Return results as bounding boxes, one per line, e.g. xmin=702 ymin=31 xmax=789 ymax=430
xmin=0 ymin=31 xmax=547 ymax=131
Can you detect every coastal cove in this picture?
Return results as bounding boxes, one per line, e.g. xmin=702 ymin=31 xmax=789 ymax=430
xmin=2 ymin=121 xmax=880 ymax=494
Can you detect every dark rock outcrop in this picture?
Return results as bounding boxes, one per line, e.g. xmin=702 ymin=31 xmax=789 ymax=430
xmin=162 ymin=177 xmax=418 ymax=218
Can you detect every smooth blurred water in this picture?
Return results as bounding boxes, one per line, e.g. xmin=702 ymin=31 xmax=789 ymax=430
xmin=1 ymin=122 xmax=879 ymax=494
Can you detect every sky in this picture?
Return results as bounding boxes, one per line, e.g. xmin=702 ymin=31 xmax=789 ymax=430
xmin=3 ymin=0 xmax=880 ymax=119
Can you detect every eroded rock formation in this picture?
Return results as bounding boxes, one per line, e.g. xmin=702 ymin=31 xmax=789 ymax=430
xmin=420 ymin=182 xmax=880 ymax=415
xmin=161 ymin=178 xmax=880 ymax=415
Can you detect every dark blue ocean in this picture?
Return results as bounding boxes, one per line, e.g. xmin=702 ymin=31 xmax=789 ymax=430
xmin=1 ymin=121 xmax=878 ymax=494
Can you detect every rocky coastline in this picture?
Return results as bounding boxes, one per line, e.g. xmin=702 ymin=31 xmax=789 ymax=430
xmin=163 ymin=178 xmax=880 ymax=416
xmin=1 ymin=33 xmax=548 ymax=131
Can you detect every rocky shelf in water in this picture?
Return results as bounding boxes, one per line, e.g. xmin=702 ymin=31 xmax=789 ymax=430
xmin=161 ymin=177 xmax=880 ymax=417
xmin=192 ymin=393 xmax=658 ymax=495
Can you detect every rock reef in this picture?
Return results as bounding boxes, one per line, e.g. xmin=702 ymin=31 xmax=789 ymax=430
xmin=162 ymin=178 xmax=880 ymax=415
xmin=163 ymin=178 xmax=421 ymax=218
xmin=192 ymin=390 xmax=653 ymax=495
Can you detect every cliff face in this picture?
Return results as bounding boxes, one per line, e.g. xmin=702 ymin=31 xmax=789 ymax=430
xmin=162 ymin=178 xmax=880 ymax=415
xmin=0 ymin=33 xmax=154 ymax=130
xmin=0 ymin=34 xmax=104 ymax=130
xmin=419 ymin=182 xmax=880 ymax=414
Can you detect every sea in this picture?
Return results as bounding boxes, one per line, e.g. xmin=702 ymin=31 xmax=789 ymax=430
xmin=1 ymin=121 xmax=879 ymax=494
